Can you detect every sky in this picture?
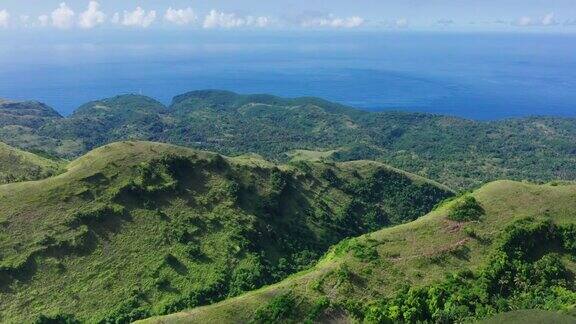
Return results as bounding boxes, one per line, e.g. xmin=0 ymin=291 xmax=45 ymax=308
xmin=0 ymin=0 xmax=575 ymax=33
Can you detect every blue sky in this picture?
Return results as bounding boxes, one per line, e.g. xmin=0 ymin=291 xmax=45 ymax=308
xmin=0 ymin=1 xmax=575 ymax=33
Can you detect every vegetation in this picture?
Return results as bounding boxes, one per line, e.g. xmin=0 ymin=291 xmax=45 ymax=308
xmin=141 ymin=181 xmax=576 ymax=324
xmin=447 ymin=195 xmax=484 ymax=221
xmin=0 ymin=141 xmax=451 ymax=323
xmin=362 ymin=219 xmax=576 ymax=322
xmin=0 ymin=141 xmax=64 ymax=184
xmin=1 ymin=91 xmax=576 ymax=189
xmin=2 ymin=90 xmax=576 ymax=323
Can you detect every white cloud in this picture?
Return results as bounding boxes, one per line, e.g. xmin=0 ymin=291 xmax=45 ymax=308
xmin=203 ymin=10 xmax=271 ymax=29
xmin=395 ymin=18 xmax=409 ymax=28
xmin=513 ymin=13 xmax=558 ymax=26
xmin=565 ymin=19 xmax=576 ymax=26
xmin=165 ymin=7 xmax=197 ymax=25
xmin=541 ymin=13 xmax=558 ymax=26
xmin=51 ymin=2 xmax=75 ymax=29
xmin=0 ymin=10 xmax=9 ymax=28
xmin=38 ymin=15 xmax=49 ymax=27
xmin=514 ymin=16 xmax=533 ymax=26
xmin=19 ymin=15 xmax=30 ymax=26
xmin=122 ymin=7 xmax=156 ymax=28
xmin=249 ymin=16 xmax=270 ymax=27
xmin=111 ymin=12 xmax=120 ymax=24
xmin=301 ymin=14 xmax=364 ymax=28
xmin=79 ymin=1 xmax=106 ymax=29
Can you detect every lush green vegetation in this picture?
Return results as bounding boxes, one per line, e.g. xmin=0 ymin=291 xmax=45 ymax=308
xmin=0 ymin=141 xmax=450 ymax=323
xmin=447 ymin=195 xmax=485 ymax=221
xmin=142 ymin=181 xmax=576 ymax=324
xmin=2 ymin=91 xmax=576 ymax=189
xmin=362 ymin=219 xmax=576 ymax=322
xmin=0 ymin=141 xmax=64 ymax=184
xmin=2 ymin=90 xmax=576 ymax=323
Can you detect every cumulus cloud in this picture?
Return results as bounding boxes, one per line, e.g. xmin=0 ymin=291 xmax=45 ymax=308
xmin=19 ymin=15 xmax=30 ymax=27
xmin=122 ymin=7 xmax=156 ymax=28
xmin=203 ymin=10 xmax=271 ymax=29
xmin=79 ymin=1 xmax=106 ymax=29
xmin=111 ymin=12 xmax=120 ymax=24
xmin=541 ymin=13 xmax=558 ymax=26
xmin=245 ymin=16 xmax=271 ymax=28
xmin=165 ymin=7 xmax=197 ymax=25
xmin=513 ymin=13 xmax=558 ymax=26
xmin=395 ymin=18 xmax=409 ymax=28
xmin=0 ymin=10 xmax=10 ymax=28
xmin=300 ymin=14 xmax=365 ymax=28
xmin=51 ymin=2 xmax=75 ymax=29
xmin=38 ymin=15 xmax=49 ymax=27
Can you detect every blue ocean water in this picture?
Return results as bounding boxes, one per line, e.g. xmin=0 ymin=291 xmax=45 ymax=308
xmin=0 ymin=31 xmax=575 ymax=120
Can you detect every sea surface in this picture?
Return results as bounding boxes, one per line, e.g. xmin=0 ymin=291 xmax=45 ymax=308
xmin=0 ymin=31 xmax=575 ymax=119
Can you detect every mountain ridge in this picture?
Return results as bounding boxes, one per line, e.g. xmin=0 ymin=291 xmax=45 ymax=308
xmin=1 ymin=90 xmax=576 ymax=190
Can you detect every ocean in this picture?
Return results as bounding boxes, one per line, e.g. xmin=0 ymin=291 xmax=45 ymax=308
xmin=0 ymin=31 xmax=575 ymax=119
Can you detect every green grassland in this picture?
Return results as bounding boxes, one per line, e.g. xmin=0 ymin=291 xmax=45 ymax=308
xmin=141 ymin=180 xmax=576 ymax=323
xmin=0 ymin=141 xmax=65 ymax=184
xmin=0 ymin=141 xmax=451 ymax=323
xmin=1 ymin=91 xmax=576 ymax=189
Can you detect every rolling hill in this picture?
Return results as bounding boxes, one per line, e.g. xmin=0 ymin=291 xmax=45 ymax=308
xmin=0 ymin=141 xmax=451 ymax=323
xmin=0 ymin=141 xmax=64 ymax=184
xmin=140 ymin=180 xmax=576 ymax=323
xmin=0 ymin=91 xmax=575 ymax=189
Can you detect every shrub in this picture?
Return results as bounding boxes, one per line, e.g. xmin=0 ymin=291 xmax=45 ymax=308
xmin=34 ymin=314 xmax=80 ymax=324
xmin=358 ymin=219 xmax=576 ymax=323
xmin=252 ymin=292 xmax=296 ymax=324
xmin=305 ymin=296 xmax=330 ymax=322
xmin=448 ymin=195 xmax=484 ymax=221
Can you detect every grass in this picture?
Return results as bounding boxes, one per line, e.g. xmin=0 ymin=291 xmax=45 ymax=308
xmin=0 ymin=141 xmax=451 ymax=323
xmin=139 ymin=180 xmax=576 ymax=323
xmin=0 ymin=141 xmax=64 ymax=184
xmin=286 ymin=149 xmax=337 ymax=163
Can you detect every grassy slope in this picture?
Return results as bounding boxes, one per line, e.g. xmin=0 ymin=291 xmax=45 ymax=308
xmin=141 ymin=180 xmax=576 ymax=323
xmin=0 ymin=141 xmax=451 ymax=323
xmin=0 ymin=141 xmax=64 ymax=184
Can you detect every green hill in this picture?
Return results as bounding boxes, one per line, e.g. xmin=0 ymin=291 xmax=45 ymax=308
xmin=1 ymin=91 xmax=576 ymax=189
xmin=0 ymin=141 xmax=64 ymax=184
xmin=0 ymin=141 xmax=451 ymax=323
xmin=141 ymin=180 xmax=576 ymax=324
xmin=43 ymin=95 xmax=167 ymax=151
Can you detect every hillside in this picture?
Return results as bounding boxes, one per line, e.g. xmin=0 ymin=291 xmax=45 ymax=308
xmin=0 ymin=141 xmax=451 ymax=323
xmin=0 ymin=141 xmax=64 ymax=184
xmin=0 ymin=91 xmax=575 ymax=189
xmin=141 ymin=180 xmax=576 ymax=323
